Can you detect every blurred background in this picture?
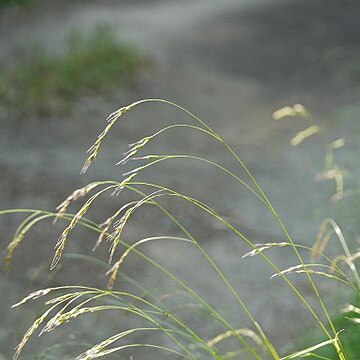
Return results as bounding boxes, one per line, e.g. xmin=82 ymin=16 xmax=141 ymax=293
xmin=1 ymin=0 xmax=360 ymax=358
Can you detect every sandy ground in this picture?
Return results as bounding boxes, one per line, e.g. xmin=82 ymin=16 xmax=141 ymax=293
xmin=1 ymin=0 xmax=360 ymax=358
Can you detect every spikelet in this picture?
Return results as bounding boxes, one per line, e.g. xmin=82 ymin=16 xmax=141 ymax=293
xmin=13 ymin=307 xmax=54 ymax=360
xmin=270 ymin=264 xmax=305 ymax=278
xmin=76 ymin=329 xmax=138 ymax=360
xmin=93 ymin=216 xmax=116 ymax=251
xmin=342 ymin=304 xmax=360 ymax=324
xmin=108 ymin=207 xmax=133 ymax=264
xmin=329 ymin=138 xmax=345 ymax=150
xmin=6 ymin=212 xmax=43 ymax=270
xmin=39 ymin=294 xmax=83 ymax=335
xmin=51 ymin=201 xmax=93 ymax=270
xmin=51 ymin=186 xmax=114 ymax=270
xmin=111 ymin=173 xmax=137 ymax=197
xmin=81 ymin=104 xmax=134 ymax=174
xmin=46 ymin=292 xmax=81 ymax=305
xmin=290 ymin=125 xmax=321 ymax=146
xmin=55 ymin=183 xmax=101 ymax=222
xmin=12 ymin=288 xmax=54 ymax=308
xmin=270 ymin=265 xmax=346 ymax=283
xmin=41 ymin=306 xmax=109 ymax=334
xmin=93 ymin=206 xmax=128 ymax=252
xmin=116 ymin=137 xmax=152 ymax=165
xmin=272 ymin=104 xmax=310 ymax=120
xmin=207 ymin=328 xmax=263 ymax=348
xmin=342 ymin=304 xmax=360 ymax=315
xmin=106 ymin=261 xmax=121 ymax=290
xmin=107 ymin=190 xmax=164 ymax=264
xmin=92 ymin=174 xmax=137 ymax=251
xmin=13 ymin=289 xmax=78 ymax=359
xmin=6 ymin=229 xmax=26 ymax=270
xmin=242 ymin=242 xmax=289 ymax=258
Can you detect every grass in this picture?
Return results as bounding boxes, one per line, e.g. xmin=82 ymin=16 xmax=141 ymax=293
xmin=309 ymin=297 xmax=360 ymax=359
xmin=0 ymin=26 xmax=142 ymax=114
xmin=2 ymin=99 xmax=360 ymax=359
xmin=0 ymin=0 xmax=33 ymax=9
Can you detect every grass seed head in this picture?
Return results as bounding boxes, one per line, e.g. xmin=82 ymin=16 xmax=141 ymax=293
xmin=290 ymin=125 xmax=321 ymax=146
xmin=242 ymin=242 xmax=289 ymax=258
xmin=116 ymin=137 xmax=151 ymax=165
xmin=51 ymin=195 xmax=99 ymax=270
xmin=106 ymin=261 xmax=121 ymax=289
xmin=12 ymin=288 xmax=54 ymax=308
xmin=13 ymin=307 xmax=54 ymax=360
xmin=272 ymin=104 xmax=310 ymax=120
xmin=81 ymin=105 xmax=134 ymax=174
xmin=55 ymin=183 xmax=101 ymax=221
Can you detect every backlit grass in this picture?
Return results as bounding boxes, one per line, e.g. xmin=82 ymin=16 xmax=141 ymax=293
xmin=2 ymin=99 xmax=359 ymax=359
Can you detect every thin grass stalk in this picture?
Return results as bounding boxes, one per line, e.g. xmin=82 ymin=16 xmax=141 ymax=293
xmin=75 ymin=327 xmax=199 ymax=359
xmin=90 ymin=291 xmax=216 ymax=358
xmin=14 ymin=286 xmax=197 ymax=359
xmin=107 ymin=191 xmax=263 ymax=359
xmin=321 ymin=218 xmax=360 ymax=290
xmin=102 ymin=295 xmax=197 ymax=359
xmin=78 ymin=342 xmax=187 ymax=359
xmin=47 ymin=174 xmax=341 ymax=359
xmin=61 ymin=254 xmax=222 ymax=358
xmin=4 ymin=211 xmax=239 ymax=359
xmin=89 ymin=98 xmax=340 ymax=351
xmin=51 ymin=184 xmax=118 ymax=270
xmin=101 ymin=98 xmax=344 ymax=358
xmin=126 ymin=183 xmax=330 ymax=335
xmin=127 ymin=153 xmax=267 ymax=208
xmin=72 ymin=294 xmax=196 ymax=359
xmin=6 ymin=213 xmax=56 ymax=269
xmin=123 ymin=186 xmax=275 ymax=359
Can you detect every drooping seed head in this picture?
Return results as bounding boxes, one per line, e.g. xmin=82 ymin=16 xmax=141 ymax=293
xmin=81 ymin=105 xmax=134 ymax=174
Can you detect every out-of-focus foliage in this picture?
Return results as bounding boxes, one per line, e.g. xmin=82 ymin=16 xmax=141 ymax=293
xmin=0 ymin=0 xmax=33 ymax=9
xmin=0 ymin=26 xmax=141 ymax=114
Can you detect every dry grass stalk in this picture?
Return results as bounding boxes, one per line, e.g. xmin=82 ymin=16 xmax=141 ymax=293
xmin=51 ymin=185 xmax=116 ymax=270
xmin=55 ymin=183 xmax=102 ymax=222
xmin=242 ymin=242 xmax=289 ymax=258
xmin=81 ymin=104 xmax=135 ymax=174
xmin=207 ymin=328 xmax=263 ymax=348
xmin=107 ymin=189 xmax=165 ymax=263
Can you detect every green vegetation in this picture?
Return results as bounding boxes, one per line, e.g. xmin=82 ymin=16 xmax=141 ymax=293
xmin=309 ymin=297 xmax=360 ymax=359
xmin=0 ymin=26 xmax=141 ymax=114
xmin=0 ymin=0 xmax=33 ymax=9
xmin=2 ymin=99 xmax=360 ymax=359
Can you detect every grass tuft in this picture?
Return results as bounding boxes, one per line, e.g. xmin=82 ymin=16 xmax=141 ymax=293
xmin=2 ymin=99 xmax=359 ymax=359
xmin=0 ymin=26 xmax=142 ymax=114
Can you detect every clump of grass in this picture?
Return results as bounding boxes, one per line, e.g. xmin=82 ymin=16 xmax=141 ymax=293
xmin=2 ymin=99 xmax=359 ymax=359
xmin=0 ymin=26 xmax=141 ymax=114
xmin=0 ymin=0 xmax=33 ymax=9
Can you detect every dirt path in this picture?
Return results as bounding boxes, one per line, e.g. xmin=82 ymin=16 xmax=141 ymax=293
xmin=1 ymin=0 xmax=360 ymax=358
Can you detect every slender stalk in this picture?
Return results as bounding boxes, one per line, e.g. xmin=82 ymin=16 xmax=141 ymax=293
xmin=120 ymin=98 xmax=345 ymax=359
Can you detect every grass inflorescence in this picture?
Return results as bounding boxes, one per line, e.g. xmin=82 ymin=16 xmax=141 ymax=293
xmin=2 ymin=99 xmax=360 ymax=359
